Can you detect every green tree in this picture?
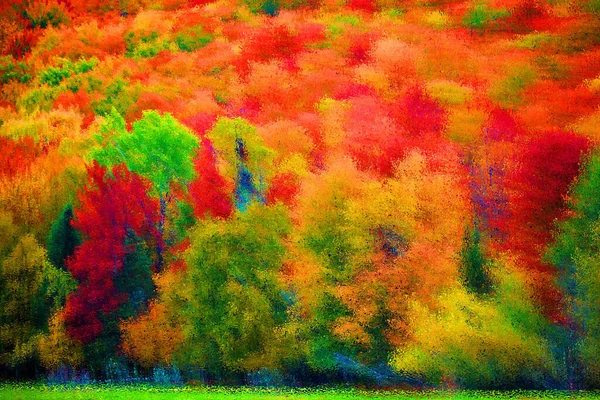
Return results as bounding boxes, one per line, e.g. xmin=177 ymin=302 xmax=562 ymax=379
xmin=0 ymin=234 xmax=75 ymax=376
xmin=459 ymin=223 xmax=493 ymax=296
xmin=547 ymin=151 xmax=600 ymax=388
xmin=93 ymin=109 xmax=199 ymax=193
xmin=47 ymin=205 xmax=81 ymax=271
xmin=180 ymin=204 xmax=296 ymax=374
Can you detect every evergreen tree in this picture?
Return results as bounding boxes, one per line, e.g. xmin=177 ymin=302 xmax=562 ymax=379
xmin=47 ymin=205 xmax=81 ymax=270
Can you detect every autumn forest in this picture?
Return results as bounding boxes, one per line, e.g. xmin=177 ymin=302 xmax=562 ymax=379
xmin=1 ymin=0 xmax=600 ymax=391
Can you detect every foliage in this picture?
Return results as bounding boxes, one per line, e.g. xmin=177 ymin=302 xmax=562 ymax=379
xmin=547 ymin=151 xmax=600 ymax=388
xmin=180 ymin=204 xmax=295 ymax=372
xmin=3 ymin=0 xmax=600 ymax=388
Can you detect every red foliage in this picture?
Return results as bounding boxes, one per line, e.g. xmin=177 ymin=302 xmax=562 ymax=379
xmin=65 ymin=163 xmax=161 ymax=344
xmin=499 ymin=130 xmax=590 ymax=319
xmin=235 ymin=24 xmax=303 ymax=78
xmin=188 ymin=137 xmax=233 ymax=219
xmin=182 ymin=113 xmax=217 ymax=136
xmin=503 ymin=0 xmax=550 ymax=32
xmin=187 ymin=0 xmax=214 ymax=8
xmin=129 ymin=92 xmax=176 ymax=120
xmin=347 ymin=0 xmax=377 ymax=13
xmin=0 ymin=137 xmax=42 ymax=178
xmin=295 ymin=112 xmax=325 ymax=170
xmin=182 ymin=114 xmax=233 ymax=219
xmin=71 ymin=163 xmax=160 ymax=243
xmin=393 ymin=86 xmax=448 ymax=139
xmin=53 ymin=89 xmax=95 ymax=128
xmin=54 ymin=89 xmax=91 ymax=112
xmin=297 ymin=23 xmax=326 ymax=45
xmin=266 ymin=172 xmax=300 ymax=206
xmin=347 ymin=33 xmax=377 ymax=66
xmin=484 ymin=108 xmax=522 ymax=142
xmin=175 ymin=8 xmax=218 ymax=32
xmin=523 ymin=82 xmax=600 ymax=127
xmin=333 ymin=82 xmax=376 ymax=100
xmin=147 ymin=51 xmax=175 ymax=70
xmin=129 ymin=71 xmax=150 ymax=84
xmin=5 ymin=29 xmax=40 ymax=59
xmin=345 ymin=96 xmax=407 ymax=176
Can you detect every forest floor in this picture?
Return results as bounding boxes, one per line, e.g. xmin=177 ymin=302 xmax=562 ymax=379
xmin=1 ymin=385 xmax=600 ymax=400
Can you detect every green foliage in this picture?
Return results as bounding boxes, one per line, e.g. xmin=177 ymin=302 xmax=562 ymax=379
xmin=91 ymin=78 xmax=141 ymax=117
xmin=0 ymin=56 xmax=31 ymax=85
xmin=547 ymin=152 xmax=600 ymax=387
xmin=93 ymin=109 xmax=199 ymax=192
xmin=24 ymin=1 xmax=71 ymax=29
xmin=458 ymin=224 xmax=492 ymax=296
xmin=488 ymin=65 xmax=536 ymax=107
xmin=114 ymin=232 xmax=156 ymax=320
xmin=125 ymin=30 xmax=173 ymax=59
xmin=383 ymin=8 xmax=405 ymax=19
xmin=38 ymin=58 xmax=99 ymax=87
xmin=17 ymin=86 xmax=62 ymax=113
xmin=181 ymin=204 xmax=295 ymax=372
xmin=174 ymin=27 xmax=213 ymax=52
xmin=513 ymin=33 xmax=555 ymax=50
xmin=261 ymin=0 xmax=280 ymax=16
xmin=207 ymin=117 xmax=275 ymax=185
xmin=0 ymin=234 xmax=75 ymax=368
xmin=534 ymin=56 xmax=569 ymax=81
xmin=463 ymin=2 xmax=509 ymax=30
xmin=47 ymin=205 xmax=81 ymax=271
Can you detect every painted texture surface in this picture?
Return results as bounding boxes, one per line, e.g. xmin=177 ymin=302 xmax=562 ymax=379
xmin=1 ymin=0 xmax=600 ymax=393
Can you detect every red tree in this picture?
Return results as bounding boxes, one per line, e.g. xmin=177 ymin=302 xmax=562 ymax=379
xmin=183 ymin=114 xmax=233 ymax=219
xmin=499 ymin=130 xmax=590 ymax=321
xmin=0 ymin=137 xmax=42 ymax=178
xmin=64 ymin=163 xmax=161 ymax=344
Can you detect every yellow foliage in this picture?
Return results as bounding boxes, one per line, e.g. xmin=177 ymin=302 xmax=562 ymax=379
xmin=39 ymin=311 xmax=83 ymax=369
xmin=353 ymin=65 xmax=390 ymax=97
xmin=315 ymin=97 xmax=350 ymax=158
xmin=422 ymin=11 xmax=451 ymax=30
xmin=341 ymin=150 xmax=469 ymax=344
xmin=280 ymin=247 xmax=323 ymax=320
xmin=0 ymin=151 xmax=86 ymax=237
xmin=132 ymin=10 xmax=175 ymax=36
xmin=392 ymin=271 xmax=557 ymax=386
xmin=121 ymin=301 xmax=184 ymax=368
xmin=588 ymin=77 xmax=600 ymax=93
xmin=0 ymin=235 xmax=47 ymax=366
xmin=0 ymin=211 xmax=19 ymax=258
xmin=446 ymin=108 xmax=487 ymax=143
xmin=0 ymin=109 xmax=83 ymax=143
xmin=426 ymin=80 xmax=473 ymax=105
xmin=569 ymin=108 xmax=600 ymax=144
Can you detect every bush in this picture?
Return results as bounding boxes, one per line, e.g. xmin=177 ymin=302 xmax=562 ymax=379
xmin=24 ymin=0 xmax=71 ymax=29
xmin=463 ymin=2 xmax=509 ymax=30
xmin=0 ymin=56 xmax=31 ymax=85
xmin=38 ymin=58 xmax=99 ymax=87
xmin=174 ymin=26 xmax=213 ymax=52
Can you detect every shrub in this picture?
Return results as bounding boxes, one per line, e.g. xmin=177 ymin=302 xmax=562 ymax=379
xmin=174 ymin=26 xmax=213 ymax=52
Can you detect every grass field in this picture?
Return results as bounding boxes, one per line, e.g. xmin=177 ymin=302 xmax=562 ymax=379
xmin=2 ymin=386 xmax=600 ymax=400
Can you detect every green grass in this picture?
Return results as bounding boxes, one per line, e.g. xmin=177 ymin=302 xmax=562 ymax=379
xmin=2 ymin=385 xmax=600 ymax=400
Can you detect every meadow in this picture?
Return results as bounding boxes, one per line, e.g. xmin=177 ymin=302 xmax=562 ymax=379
xmin=3 ymin=386 xmax=600 ymax=400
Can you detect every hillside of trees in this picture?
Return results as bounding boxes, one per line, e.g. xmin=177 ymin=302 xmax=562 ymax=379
xmin=1 ymin=0 xmax=600 ymax=389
